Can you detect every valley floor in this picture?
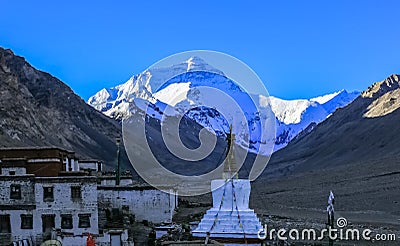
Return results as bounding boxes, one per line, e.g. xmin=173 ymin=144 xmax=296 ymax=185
xmin=175 ymin=156 xmax=400 ymax=245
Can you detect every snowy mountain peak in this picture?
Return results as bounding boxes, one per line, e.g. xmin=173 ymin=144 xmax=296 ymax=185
xmin=88 ymin=88 xmax=111 ymax=106
xmin=173 ymin=56 xmax=222 ymax=74
xmin=186 ymin=56 xmax=207 ymax=71
xmin=269 ymin=96 xmax=313 ymax=124
xmin=311 ymin=90 xmax=344 ymax=104
xmin=270 ymin=90 xmax=359 ymax=125
xmin=88 ymin=58 xmax=360 ymax=153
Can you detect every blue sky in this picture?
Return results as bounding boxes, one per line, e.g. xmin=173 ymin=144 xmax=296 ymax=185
xmin=1 ymin=1 xmax=399 ymax=100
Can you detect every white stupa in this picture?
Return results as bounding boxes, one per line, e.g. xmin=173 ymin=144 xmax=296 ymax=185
xmin=192 ymin=126 xmax=263 ymax=242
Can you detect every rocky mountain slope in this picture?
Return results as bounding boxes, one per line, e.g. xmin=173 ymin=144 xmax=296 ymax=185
xmin=0 ymin=47 xmax=124 ymax=167
xmin=252 ymin=74 xmax=400 ymax=227
xmin=265 ymin=74 xmax=400 ymax=176
xmin=181 ymin=74 xmax=400 ymax=236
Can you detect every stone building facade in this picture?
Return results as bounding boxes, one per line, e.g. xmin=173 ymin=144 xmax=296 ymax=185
xmin=0 ymin=147 xmax=178 ymax=245
xmin=98 ymin=185 xmax=178 ymax=224
xmin=0 ymin=176 xmax=100 ymax=244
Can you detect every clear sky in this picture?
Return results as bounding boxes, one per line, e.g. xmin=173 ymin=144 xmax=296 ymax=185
xmin=1 ymin=1 xmax=399 ymax=100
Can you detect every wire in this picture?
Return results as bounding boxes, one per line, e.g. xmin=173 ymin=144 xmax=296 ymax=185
xmin=207 ymin=180 xmax=228 ymax=234
xmin=231 ymin=179 xmax=248 ymax=244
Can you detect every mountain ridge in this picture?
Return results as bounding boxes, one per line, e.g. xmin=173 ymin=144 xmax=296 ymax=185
xmin=247 ymin=73 xmax=400 ymax=228
xmin=0 ymin=47 xmax=126 ymax=167
xmin=265 ymin=73 xmax=400 ymax=176
xmin=88 ymin=57 xmax=359 ymax=152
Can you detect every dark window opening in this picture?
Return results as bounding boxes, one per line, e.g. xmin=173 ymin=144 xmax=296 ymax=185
xmin=42 ymin=214 xmax=55 ymax=236
xmin=20 ymin=214 xmax=33 ymax=229
xmin=9 ymin=171 xmax=15 ymax=175
xmin=43 ymin=186 xmax=54 ymax=202
xmin=61 ymin=214 xmax=73 ymax=229
xmin=67 ymin=158 xmax=72 ymax=171
xmin=78 ymin=214 xmax=91 ymax=228
xmin=71 ymin=186 xmax=81 ymax=200
xmin=0 ymin=214 xmax=11 ymax=233
xmin=10 ymin=184 xmax=21 ymax=199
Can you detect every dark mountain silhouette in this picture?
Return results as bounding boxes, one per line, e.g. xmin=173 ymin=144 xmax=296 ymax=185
xmin=0 ymin=47 xmax=125 ymax=168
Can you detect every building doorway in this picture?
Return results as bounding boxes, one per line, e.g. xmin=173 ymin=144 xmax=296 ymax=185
xmin=110 ymin=233 xmax=122 ymax=246
xmin=42 ymin=214 xmax=55 ymax=240
xmin=0 ymin=214 xmax=11 ymax=233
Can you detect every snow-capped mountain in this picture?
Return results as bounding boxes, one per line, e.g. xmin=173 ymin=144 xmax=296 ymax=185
xmin=87 ymin=57 xmax=222 ymax=120
xmin=271 ymin=89 xmax=359 ymax=150
xmin=132 ymin=70 xmax=275 ymax=154
xmin=88 ymin=57 xmax=359 ymax=152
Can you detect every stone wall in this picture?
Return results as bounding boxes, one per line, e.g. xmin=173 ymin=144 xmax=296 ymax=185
xmin=35 ymin=177 xmax=99 ymax=236
xmin=0 ymin=175 xmax=35 ymax=207
xmin=1 ymin=167 xmax=26 ymax=175
xmin=0 ymin=176 xmax=99 ymax=245
xmin=98 ymin=186 xmax=178 ymax=224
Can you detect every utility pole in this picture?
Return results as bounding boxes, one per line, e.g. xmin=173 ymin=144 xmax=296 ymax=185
xmin=116 ymin=137 xmax=121 ymax=186
xmin=327 ymin=191 xmax=335 ymax=246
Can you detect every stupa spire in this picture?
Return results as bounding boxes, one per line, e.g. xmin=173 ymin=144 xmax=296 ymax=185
xmin=223 ymin=125 xmax=238 ymax=179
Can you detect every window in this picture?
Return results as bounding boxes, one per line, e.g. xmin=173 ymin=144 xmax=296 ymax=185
xmin=0 ymin=214 xmax=11 ymax=233
xmin=61 ymin=214 xmax=73 ymax=229
xmin=78 ymin=214 xmax=91 ymax=228
xmin=71 ymin=186 xmax=81 ymax=200
xmin=43 ymin=186 xmax=54 ymax=202
xmin=10 ymin=184 xmax=21 ymax=199
xmin=20 ymin=214 xmax=33 ymax=229
xmin=9 ymin=171 xmax=15 ymax=175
